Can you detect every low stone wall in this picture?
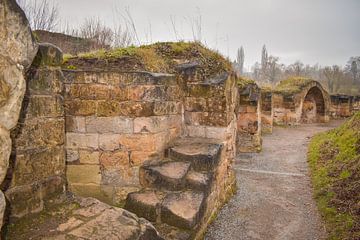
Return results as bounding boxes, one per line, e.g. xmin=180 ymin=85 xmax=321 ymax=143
xmin=261 ymin=89 xmax=273 ymax=134
xmin=273 ymin=81 xmax=330 ymax=125
xmin=236 ymin=83 xmax=262 ymax=153
xmin=330 ymin=95 xmax=354 ymax=118
xmin=63 ymin=70 xmax=183 ymax=204
xmin=3 ymin=44 xmax=66 ymax=219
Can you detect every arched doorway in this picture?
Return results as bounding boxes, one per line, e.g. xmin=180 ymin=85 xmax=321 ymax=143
xmin=301 ymin=86 xmax=326 ymax=123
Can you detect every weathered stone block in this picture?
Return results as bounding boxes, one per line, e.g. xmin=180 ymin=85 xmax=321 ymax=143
xmin=79 ymin=150 xmax=99 ymax=164
xmin=119 ymin=101 xmax=155 ymax=117
xmin=119 ymin=133 xmax=166 ymax=152
xmin=31 ymin=43 xmax=63 ymax=67
xmin=27 ymin=95 xmax=63 ymax=118
xmin=66 ymin=133 xmax=98 ymax=150
xmin=98 ymin=134 xmax=122 ymax=151
xmin=86 ymin=116 xmax=133 ymax=134
xmin=67 ymin=165 xmax=101 ymax=184
xmin=65 ymin=100 xmax=97 ymax=116
xmin=133 ymin=116 xmax=168 ymax=133
xmin=130 ymin=151 xmax=160 ymax=166
xmin=28 ymin=69 xmax=63 ymax=95
xmin=66 ymin=149 xmax=79 ymax=163
xmin=99 ymin=150 xmax=129 ymax=171
xmin=14 ymin=118 xmax=65 ymax=150
xmin=12 ymin=147 xmax=65 ymax=186
xmin=97 ymin=100 xmax=122 ymax=117
xmin=154 ymin=101 xmax=181 ymax=115
xmin=65 ymin=116 xmax=86 ymax=133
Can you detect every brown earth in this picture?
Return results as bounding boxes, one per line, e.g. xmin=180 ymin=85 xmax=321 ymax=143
xmin=205 ymin=120 xmax=344 ymax=240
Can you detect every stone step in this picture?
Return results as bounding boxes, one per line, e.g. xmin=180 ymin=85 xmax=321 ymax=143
xmin=168 ymin=138 xmax=223 ymax=171
xmin=161 ymin=190 xmax=205 ymax=230
xmin=124 ymin=190 xmax=163 ymax=222
xmin=185 ymin=171 xmax=211 ymax=192
xmin=140 ymin=160 xmax=191 ymax=191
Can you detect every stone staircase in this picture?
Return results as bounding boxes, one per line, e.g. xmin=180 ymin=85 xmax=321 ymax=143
xmin=124 ymin=137 xmax=224 ymax=239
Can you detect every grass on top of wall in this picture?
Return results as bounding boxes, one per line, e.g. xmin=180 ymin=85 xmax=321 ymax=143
xmin=274 ymin=77 xmax=314 ymax=95
xmin=308 ymin=112 xmax=360 ymax=240
xmin=62 ymin=41 xmax=232 ymax=78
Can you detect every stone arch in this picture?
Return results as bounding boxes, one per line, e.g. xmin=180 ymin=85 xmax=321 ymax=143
xmin=301 ymin=86 xmax=326 ymax=123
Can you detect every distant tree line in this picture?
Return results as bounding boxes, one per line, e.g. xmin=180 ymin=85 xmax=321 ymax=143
xmin=233 ymin=45 xmax=360 ymax=95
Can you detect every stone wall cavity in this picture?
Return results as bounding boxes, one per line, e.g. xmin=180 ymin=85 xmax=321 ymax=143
xmin=0 ymin=0 xmax=38 ymax=225
xmin=236 ymin=84 xmax=262 ymax=153
xmin=63 ymin=70 xmax=183 ymax=204
xmin=330 ymin=95 xmax=354 ymax=118
xmin=3 ymin=44 xmax=66 ymax=219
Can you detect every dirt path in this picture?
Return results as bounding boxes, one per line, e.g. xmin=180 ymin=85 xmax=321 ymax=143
xmin=205 ymin=121 xmax=343 ymax=240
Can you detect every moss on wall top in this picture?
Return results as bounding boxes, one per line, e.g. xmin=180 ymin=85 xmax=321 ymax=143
xmin=236 ymin=76 xmax=256 ymax=88
xmin=308 ymin=112 xmax=360 ymax=240
xmin=62 ymin=42 xmax=232 ymax=79
xmin=274 ymin=77 xmax=314 ymax=96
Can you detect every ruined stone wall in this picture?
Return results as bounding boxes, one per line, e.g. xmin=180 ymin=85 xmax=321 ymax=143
xmin=3 ymin=44 xmax=66 ymax=219
xmin=0 ymin=0 xmax=38 ymax=225
xmin=330 ymin=95 xmax=354 ymax=118
xmin=354 ymin=97 xmax=360 ymax=112
xmin=63 ymin=70 xmax=183 ymax=204
xmin=273 ymin=81 xmax=330 ymax=125
xmin=236 ymin=84 xmax=262 ymax=153
xmin=261 ymin=90 xmax=273 ymax=134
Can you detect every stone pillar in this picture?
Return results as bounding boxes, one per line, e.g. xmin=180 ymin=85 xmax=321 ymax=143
xmin=0 ymin=0 xmax=37 ymax=226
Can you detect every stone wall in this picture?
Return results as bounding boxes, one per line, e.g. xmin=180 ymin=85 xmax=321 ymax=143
xmin=260 ymin=89 xmax=273 ymax=134
xmin=0 ymin=0 xmax=38 ymax=225
xmin=63 ymin=70 xmax=183 ymax=204
xmin=273 ymin=81 xmax=330 ymax=125
xmin=236 ymin=83 xmax=262 ymax=153
xmin=3 ymin=44 xmax=66 ymax=219
xmin=330 ymin=95 xmax=354 ymax=118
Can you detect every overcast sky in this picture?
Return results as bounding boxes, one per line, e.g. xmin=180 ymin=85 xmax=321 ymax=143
xmin=35 ymin=0 xmax=360 ymax=70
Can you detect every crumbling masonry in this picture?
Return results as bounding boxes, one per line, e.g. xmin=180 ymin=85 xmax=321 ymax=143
xmin=1 ymin=1 xmax=359 ymax=239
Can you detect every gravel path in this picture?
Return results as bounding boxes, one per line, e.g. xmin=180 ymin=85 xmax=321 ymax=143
xmin=205 ymin=121 xmax=343 ymax=240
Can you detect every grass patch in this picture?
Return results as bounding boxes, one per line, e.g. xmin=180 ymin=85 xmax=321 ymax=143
xmin=236 ymin=76 xmax=256 ymax=88
xmin=308 ymin=112 xmax=360 ymax=240
xmin=62 ymin=41 xmax=231 ymax=78
xmin=274 ymin=77 xmax=314 ymax=95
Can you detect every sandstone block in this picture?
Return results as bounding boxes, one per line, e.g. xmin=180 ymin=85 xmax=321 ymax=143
xmin=27 ymin=95 xmax=63 ymax=118
xmin=66 ymin=133 xmax=98 ymax=150
xmin=119 ymin=133 xmax=166 ymax=152
xmin=154 ymin=101 xmax=181 ymax=115
xmin=97 ymin=100 xmax=122 ymax=117
xmin=65 ymin=100 xmax=97 ymax=116
xmin=161 ymin=191 xmax=204 ymax=229
xmin=79 ymin=150 xmax=99 ymax=164
xmin=28 ymin=69 xmax=63 ymax=95
xmin=99 ymin=150 xmax=129 ymax=171
xmin=98 ymin=134 xmax=121 ymax=151
xmin=65 ymin=116 xmax=86 ymax=133
xmin=67 ymin=165 xmax=101 ymax=184
xmin=134 ymin=116 xmax=168 ymax=133
xmin=125 ymin=190 xmax=162 ymax=222
xmin=86 ymin=116 xmax=133 ymax=134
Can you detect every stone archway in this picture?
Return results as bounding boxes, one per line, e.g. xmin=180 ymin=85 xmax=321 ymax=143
xmin=301 ymin=86 xmax=326 ymax=123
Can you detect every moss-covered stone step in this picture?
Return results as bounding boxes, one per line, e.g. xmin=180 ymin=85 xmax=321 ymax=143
xmin=168 ymin=138 xmax=222 ymax=171
xmin=140 ymin=160 xmax=191 ymax=191
xmin=161 ymin=190 xmax=205 ymax=230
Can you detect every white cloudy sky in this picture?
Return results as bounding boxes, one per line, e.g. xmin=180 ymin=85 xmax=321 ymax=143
xmin=27 ymin=0 xmax=360 ymax=69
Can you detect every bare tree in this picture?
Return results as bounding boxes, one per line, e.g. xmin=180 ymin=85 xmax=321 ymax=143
xmin=78 ymin=17 xmax=113 ymax=48
xmin=17 ymin=0 xmax=59 ymax=31
xmin=236 ymin=46 xmax=245 ymax=75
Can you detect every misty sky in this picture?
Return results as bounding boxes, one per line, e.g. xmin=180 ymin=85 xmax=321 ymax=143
xmin=35 ymin=0 xmax=360 ymax=70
